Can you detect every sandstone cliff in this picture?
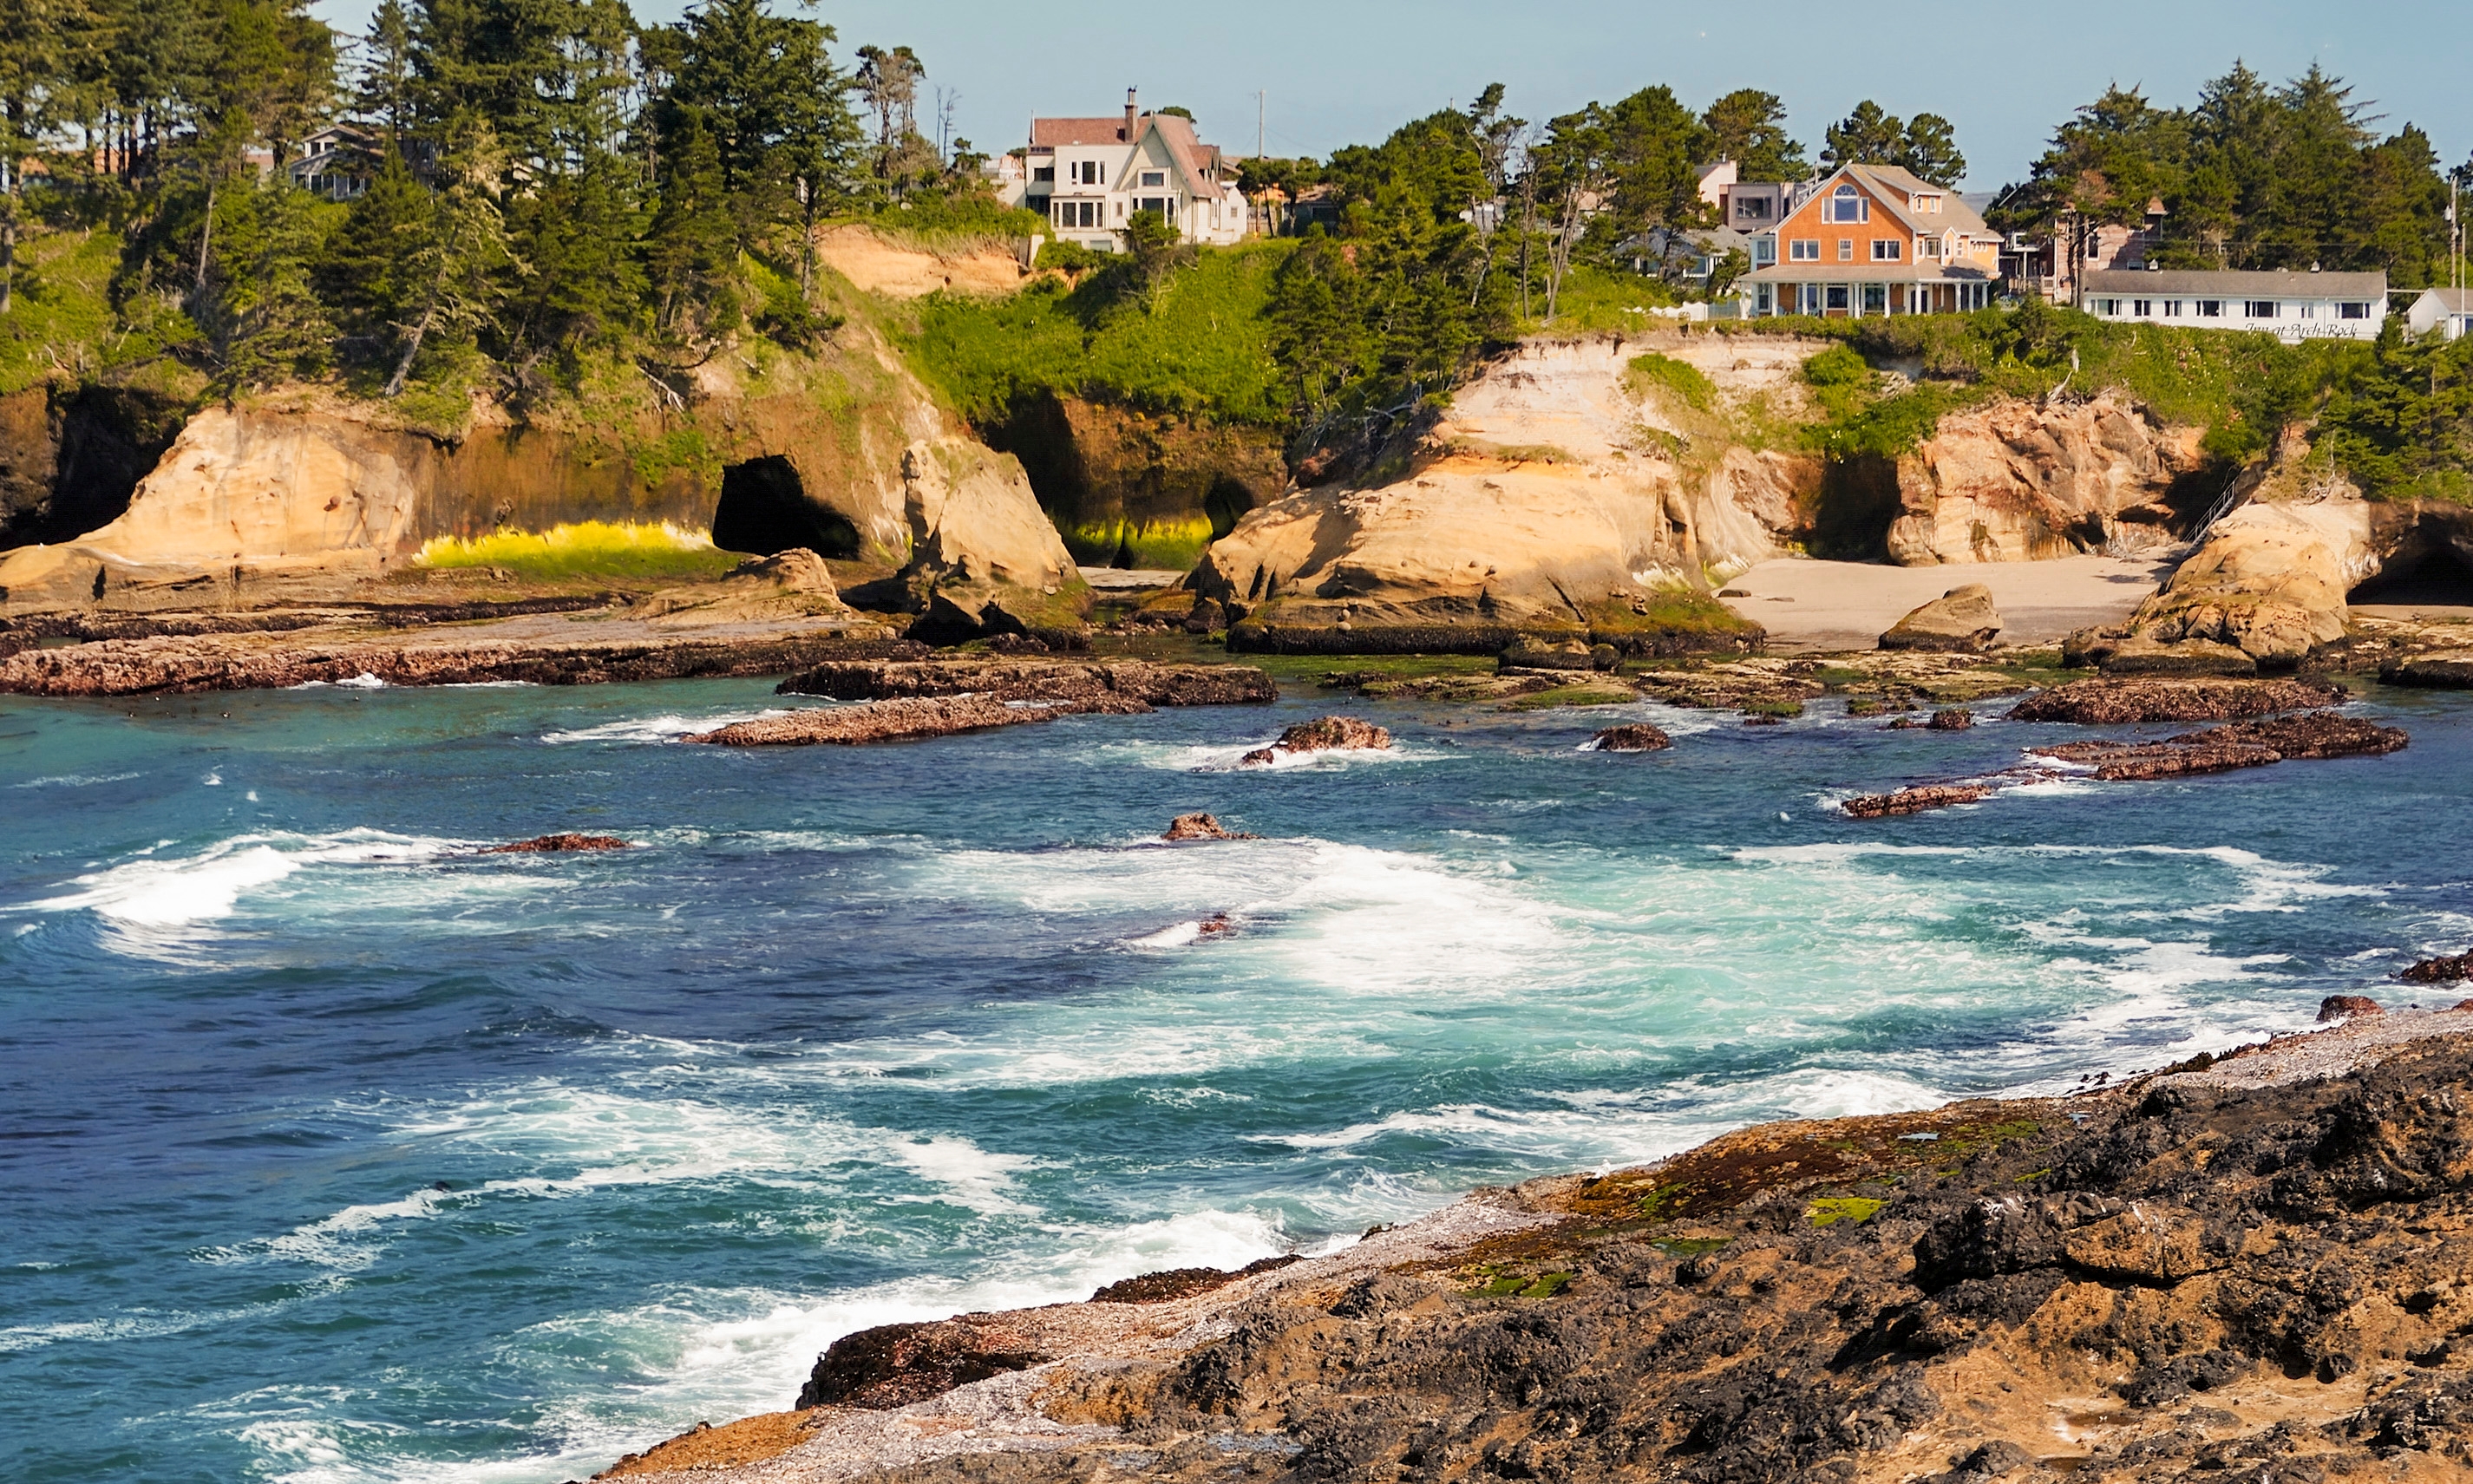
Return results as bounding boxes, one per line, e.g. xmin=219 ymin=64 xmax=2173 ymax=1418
xmin=0 ymin=328 xmax=1076 ymax=627
xmin=984 ymin=390 xmax=1286 ymax=570
xmin=1884 ymin=392 xmax=2206 ymax=565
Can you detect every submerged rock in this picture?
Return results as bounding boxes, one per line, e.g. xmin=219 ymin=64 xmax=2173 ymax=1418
xmin=1239 ymin=716 xmax=1392 ymax=766
xmin=1161 ymin=813 xmax=1259 ymax=841
xmin=2031 ymin=712 xmax=2406 ymax=781
xmin=1879 ymin=583 xmax=2002 ymax=653
xmin=1589 ymin=723 xmax=1673 ymax=752
xmin=1842 ymin=782 xmax=1996 ymax=818
xmin=2008 ymin=676 xmax=2345 ymax=725
xmin=482 ymin=834 xmax=630 ymax=853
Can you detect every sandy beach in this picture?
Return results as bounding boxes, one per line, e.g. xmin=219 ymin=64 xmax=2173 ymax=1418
xmin=1718 ymin=554 xmax=2176 ymax=651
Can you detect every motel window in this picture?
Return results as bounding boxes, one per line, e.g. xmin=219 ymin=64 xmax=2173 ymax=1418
xmin=1836 ymin=238 xmax=1853 ymax=261
xmin=2094 ymin=298 xmax=2116 ymax=316
xmin=2245 ymin=300 xmax=2279 ymax=319
xmin=1825 ymin=185 xmax=1868 ymax=224
xmin=1141 ymin=171 xmax=1166 ymax=187
xmin=2296 ymin=303 xmax=2313 ymax=319
xmin=2132 ymin=299 xmax=2150 ymax=317
xmin=2197 ymin=300 xmax=2223 ymax=317
xmin=2163 ymin=300 xmax=2182 ymax=317
xmin=1871 ymin=239 xmax=1901 ymax=261
xmin=2340 ymin=301 xmax=2370 ymax=319
xmin=1789 ymin=239 xmax=1820 ymax=261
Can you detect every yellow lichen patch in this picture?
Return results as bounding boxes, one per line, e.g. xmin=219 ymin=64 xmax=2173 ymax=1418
xmin=1806 ymin=1196 xmax=1885 ymax=1227
xmin=417 ymin=521 xmax=741 ymax=582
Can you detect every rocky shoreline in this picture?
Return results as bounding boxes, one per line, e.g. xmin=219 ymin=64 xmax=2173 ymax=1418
xmin=590 ymin=1011 xmax=2473 ymax=1484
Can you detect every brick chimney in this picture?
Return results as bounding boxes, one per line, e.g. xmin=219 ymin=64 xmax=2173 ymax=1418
xmin=1122 ymin=88 xmax=1138 ymax=141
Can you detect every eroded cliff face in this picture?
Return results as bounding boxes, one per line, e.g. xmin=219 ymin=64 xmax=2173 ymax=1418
xmin=984 ymin=391 xmax=1286 ymax=569
xmin=1190 ymin=337 xmax=1822 ymax=645
xmin=0 ymin=331 xmax=1075 ymax=620
xmin=1885 ymin=393 xmax=2208 ymax=565
xmin=0 ymin=382 xmax=192 ymax=549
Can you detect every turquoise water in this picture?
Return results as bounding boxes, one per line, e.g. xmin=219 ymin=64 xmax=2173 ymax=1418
xmin=3 ymin=677 xmax=2470 ymax=1481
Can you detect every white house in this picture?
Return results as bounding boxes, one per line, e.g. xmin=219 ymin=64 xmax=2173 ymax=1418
xmin=2405 ymin=287 xmax=2473 ymax=341
xmin=1012 ymin=89 xmax=1248 ymax=252
xmin=2081 ymin=268 xmax=2387 ymax=341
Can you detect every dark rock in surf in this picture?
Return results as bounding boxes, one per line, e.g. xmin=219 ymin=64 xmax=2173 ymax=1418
xmin=1163 ymin=813 xmax=1259 ymax=841
xmin=1092 ymin=1255 xmax=1301 ymax=1304
xmin=2401 ymin=953 xmax=2473 ymax=985
xmin=483 ymin=834 xmax=631 ymax=853
xmin=2319 ymin=995 xmax=2385 ymax=1023
xmin=1589 ymin=723 xmax=1672 ymax=752
xmin=1842 ymin=783 xmax=1995 ymax=819
xmin=2008 ymin=677 xmax=2345 ymax=725
xmin=795 ymin=1319 xmax=1050 ymax=1411
xmin=1927 ymin=708 xmax=1974 ymax=731
xmin=1240 ymin=716 xmax=1391 ymax=766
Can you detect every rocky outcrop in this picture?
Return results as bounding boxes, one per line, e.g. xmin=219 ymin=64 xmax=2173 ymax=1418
xmin=2319 ymin=994 xmax=2385 ymax=1021
xmin=1240 ymin=715 xmax=1390 ymax=765
xmin=684 ymin=694 xmax=1148 ymax=747
xmin=775 ymin=658 xmax=1276 ymax=709
xmin=2127 ymin=497 xmax=2371 ymax=667
xmin=638 ymin=549 xmax=847 ymax=627
xmin=1161 ymin=813 xmax=1258 ymax=841
xmin=1880 ymin=583 xmax=2001 ymax=652
xmin=2382 ymin=650 xmax=2473 ymax=688
xmin=0 ymin=624 xmax=904 ymax=696
xmin=1883 ymin=393 xmax=2207 ymax=565
xmin=482 ymin=834 xmax=631 ymax=853
xmin=1842 ymin=782 xmax=1995 ymax=817
xmin=2008 ymin=676 xmax=2345 ymax=724
xmin=2402 ymin=955 xmax=2473 ymax=984
xmin=1588 ymin=722 xmax=1673 ymax=752
xmin=1192 ymin=337 xmax=1810 ymax=652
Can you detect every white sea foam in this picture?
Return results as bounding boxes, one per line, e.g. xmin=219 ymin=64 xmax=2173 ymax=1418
xmin=10 ymin=772 xmax=141 ymax=789
xmin=1129 ymin=919 xmax=1207 ymax=948
xmin=289 ymin=673 xmax=387 ymax=690
xmin=24 ymin=830 xmax=467 ymax=932
xmin=538 ymin=709 xmax=804 ymax=745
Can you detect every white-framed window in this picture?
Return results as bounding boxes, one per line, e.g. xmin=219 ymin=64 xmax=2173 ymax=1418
xmin=2245 ymin=300 xmax=2279 ymax=319
xmin=1871 ymin=239 xmax=1901 ymax=261
xmin=1825 ymin=284 xmax=1850 ymax=311
xmin=1140 ymin=170 xmax=1165 ymax=187
xmin=2339 ymin=301 xmax=2371 ymax=319
xmin=1861 ymin=283 xmax=1887 ymax=313
xmin=2132 ymin=299 xmax=2151 ymax=317
xmin=1752 ymin=238 xmax=1776 ymax=266
xmin=1789 ymin=239 xmax=1820 ymax=261
xmin=2296 ymin=302 xmax=2314 ymax=319
xmin=1836 ymin=238 xmax=1854 ymax=261
xmin=1917 ymin=236 xmax=1940 ymax=258
xmin=1069 ymin=160 xmax=1104 ymax=186
xmin=2196 ymin=300 xmax=2223 ymax=317
xmin=2164 ymin=299 xmax=2182 ymax=317
xmin=1824 ymin=184 xmax=1868 ymax=224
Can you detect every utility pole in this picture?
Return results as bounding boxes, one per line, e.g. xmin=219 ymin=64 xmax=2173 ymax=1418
xmin=1257 ymin=90 xmax=1265 ymax=160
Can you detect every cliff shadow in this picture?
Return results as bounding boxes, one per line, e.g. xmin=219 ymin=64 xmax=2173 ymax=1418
xmin=1797 ymin=455 xmax=1902 ymax=561
xmin=0 ymin=385 xmax=187 ymax=549
xmin=2352 ymin=519 xmax=2473 ymax=607
xmin=712 ymin=455 xmax=859 ymax=559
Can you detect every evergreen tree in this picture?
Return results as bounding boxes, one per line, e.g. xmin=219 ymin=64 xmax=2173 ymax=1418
xmin=1821 ymin=100 xmax=1903 ymax=172
xmin=1896 ymin=113 xmax=1965 ymax=186
xmin=215 ymin=179 xmax=336 ymax=388
xmin=1701 ymin=88 xmax=1804 ymax=181
xmin=382 ymin=114 xmax=516 ymax=396
xmin=644 ymin=105 xmax=740 ymax=343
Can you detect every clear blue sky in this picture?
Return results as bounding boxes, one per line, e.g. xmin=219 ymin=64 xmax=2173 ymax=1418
xmin=310 ymin=0 xmax=2472 ymax=190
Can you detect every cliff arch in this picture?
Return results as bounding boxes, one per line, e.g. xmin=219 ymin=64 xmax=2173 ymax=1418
xmin=712 ymin=455 xmax=859 ymax=559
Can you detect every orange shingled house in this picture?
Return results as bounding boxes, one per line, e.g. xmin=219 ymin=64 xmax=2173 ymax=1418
xmin=1744 ymin=163 xmax=2001 ymax=317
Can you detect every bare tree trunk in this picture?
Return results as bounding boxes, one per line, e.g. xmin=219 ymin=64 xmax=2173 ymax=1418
xmin=2 ymin=202 xmax=16 ymax=317
xmin=383 ymin=294 xmax=439 ymax=397
xmin=196 ymin=177 xmax=217 ymax=290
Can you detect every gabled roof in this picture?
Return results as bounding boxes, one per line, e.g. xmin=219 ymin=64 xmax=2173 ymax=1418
xmin=1142 ymin=111 xmax=1220 ymax=197
xmin=1795 ymin=165 xmax=1990 ymax=239
xmin=1032 ymin=116 xmax=1129 ymax=147
xmin=2084 ymin=268 xmax=2387 ymax=297
xmin=2414 ymin=286 xmax=2473 ymax=311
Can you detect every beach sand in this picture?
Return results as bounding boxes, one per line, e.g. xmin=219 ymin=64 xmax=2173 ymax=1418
xmin=1718 ymin=554 xmax=2177 ymax=652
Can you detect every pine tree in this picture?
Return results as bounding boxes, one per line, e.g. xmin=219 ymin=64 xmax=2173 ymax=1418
xmin=382 ymin=115 xmax=516 ymax=396
xmin=644 ymin=106 xmax=740 ymax=343
xmin=1701 ymin=89 xmax=1804 ymax=182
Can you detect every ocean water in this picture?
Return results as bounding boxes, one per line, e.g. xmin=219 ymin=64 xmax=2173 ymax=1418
xmin=4 ymin=677 xmax=2471 ymax=1482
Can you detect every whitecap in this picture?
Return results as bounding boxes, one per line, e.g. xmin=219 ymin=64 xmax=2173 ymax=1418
xmin=289 ymin=673 xmax=387 ymax=690
xmin=25 ymin=830 xmax=466 ymax=931
xmin=539 ymin=709 xmax=804 ymax=745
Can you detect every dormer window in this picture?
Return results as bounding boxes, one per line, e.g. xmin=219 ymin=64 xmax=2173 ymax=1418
xmin=1824 ymin=184 xmax=1868 ymax=224
xmin=1140 ymin=170 xmax=1166 ymax=188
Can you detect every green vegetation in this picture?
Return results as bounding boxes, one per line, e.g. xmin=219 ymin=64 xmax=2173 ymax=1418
xmin=1499 ymin=684 xmax=1637 ymax=710
xmin=1625 ymin=351 xmax=1717 ymax=413
xmin=1998 ymin=63 xmax=2457 ymax=285
xmin=1467 ymin=1265 xmax=1573 ymax=1298
xmin=415 ymin=520 xmax=740 ymax=581
xmin=906 ymin=243 xmax=1289 ymax=425
xmin=1058 ymin=517 xmax=1217 ymax=571
xmin=2316 ymin=328 xmax=2473 ymax=502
